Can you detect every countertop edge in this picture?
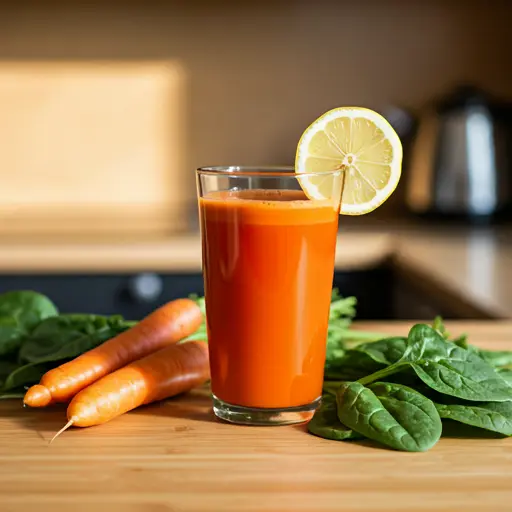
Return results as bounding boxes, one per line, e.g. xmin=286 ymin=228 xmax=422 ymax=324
xmin=0 ymin=229 xmax=510 ymax=319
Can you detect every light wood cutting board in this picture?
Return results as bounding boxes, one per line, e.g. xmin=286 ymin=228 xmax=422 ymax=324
xmin=0 ymin=60 xmax=188 ymax=237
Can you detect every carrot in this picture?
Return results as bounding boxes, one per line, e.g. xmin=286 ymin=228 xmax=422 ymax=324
xmin=24 ymin=298 xmax=202 ymax=408
xmin=51 ymin=340 xmax=209 ymax=441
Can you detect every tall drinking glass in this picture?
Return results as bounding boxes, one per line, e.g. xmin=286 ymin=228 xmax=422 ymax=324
xmin=197 ymin=166 xmax=343 ymax=425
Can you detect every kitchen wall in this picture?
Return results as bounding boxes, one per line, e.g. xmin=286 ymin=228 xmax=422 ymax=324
xmin=1 ymin=0 xmax=511 ymax=215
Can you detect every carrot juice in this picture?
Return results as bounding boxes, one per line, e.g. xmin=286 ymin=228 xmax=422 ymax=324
xmin=199 ymin=188 xmax=339 ymax=413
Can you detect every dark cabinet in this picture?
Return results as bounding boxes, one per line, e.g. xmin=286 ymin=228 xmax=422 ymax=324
xmin=0 ymin=273 xmax=205 ymax=320
xmin=0 ymin=264 xmax=468 ymax=321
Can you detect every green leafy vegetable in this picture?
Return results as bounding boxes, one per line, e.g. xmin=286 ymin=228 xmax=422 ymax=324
xmin=498 ymin=369 xmax=512 ymax=385
xmin=336 ymin=381 xmax=442 ymax=452
xmin=325 ymin=291 xmax=385 ymax=365
xmin=432 ymin=316 xmax=470 ymax=350
xmin=0 ymin=317 xmax=22 ymax=358
xmin=353 ymin=337 xmax=407 ymax=366
xmin=325 ymin=337 xmax=407 ymax=380
xmin=356 ymin=325 xmax=512 ymax=402
xmin=403 ymin=324 xmax=512 ymax=402
xmin=2 ymin=363 xmax=48 ymax=391
xmin=478 ymin=349 xmax=512 ymax=369
xmin=329 ymin=290 xmax=356 ymax=323
xmin=0 ymin=391 xmax=25 ymax=400
xmin=0 ymin=291 xmax=58 ymax=331
xmin=19 ymin=314 xmax=134 ymax=364
xmin=0 ymin=360 xmax=21 ymax=388
xmin=325 ymin=350 xmax=385 ymax=381
xmin=432 ymin=316 xmax=449 ymax=339
xmin=308 ymin=395 xmax=362 ymax=441
xmin=311 ymin=312 xmax=512 ymax=452
xmin=0 ymin=291 xmax=58 ymax=356
xmin=452 ymin=334 xmax=469 ymax=349
xmin=322 ymin=381 xmax=341 ymax=396
xmin=435 ymin=401 xmax=512 ymax=436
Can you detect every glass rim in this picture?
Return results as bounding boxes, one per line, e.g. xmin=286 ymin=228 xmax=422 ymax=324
xmin=196 ymin=165 xmax=343 ymax=178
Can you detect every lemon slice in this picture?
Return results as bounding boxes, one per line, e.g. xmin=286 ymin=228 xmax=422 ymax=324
xmin=295 ymin=107 xmax=402 ymax=215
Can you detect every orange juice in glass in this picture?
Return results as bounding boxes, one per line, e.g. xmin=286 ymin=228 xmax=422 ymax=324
xmin=197 ymin=166 xmax=343 ymax=425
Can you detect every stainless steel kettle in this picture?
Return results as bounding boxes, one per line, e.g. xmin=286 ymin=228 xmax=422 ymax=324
xmin=405 ymin=86 xmax=511 ymax=220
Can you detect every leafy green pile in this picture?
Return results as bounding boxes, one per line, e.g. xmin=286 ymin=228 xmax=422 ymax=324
xmin=310 ymin=316 xmax=512 ymax=451
xmin=2 ymin=287 xmax=512 ymax=454
xmin=0 ymin=291 xmax=135 ymax=399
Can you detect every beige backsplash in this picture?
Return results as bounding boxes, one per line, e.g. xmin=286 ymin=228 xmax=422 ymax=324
xmin=0 ymin=0 xmax=510 ymax=222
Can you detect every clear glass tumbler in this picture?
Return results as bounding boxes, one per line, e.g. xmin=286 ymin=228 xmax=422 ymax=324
xmin=197 ymin=166 xmax=343 ymax=425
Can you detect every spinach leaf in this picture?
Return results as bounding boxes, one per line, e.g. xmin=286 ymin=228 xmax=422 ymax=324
xmin=452 ymin=334 xmax=469 ymax=349
xmin=432 ymin=316 xmax=449 ymax=339
xmin=1 ymin=363 xmax=48 ymax=391
xmin=329 ymin=291 xmax=356 ymax=323
xmin=323 ymin=381 xmax=341 ymax=396
xmin=325 ymin=337 xmax=407 ymax=381
xmin=403 ymin=324 xmax=512 ymax=402
xmin=328 ymin=337 xmax=406 ymax=380
xmin=478 ymin=349 xmax=512 ymax=369
xmin=498 ymin=369 xmax=512 ymax=386
xmin=336 ymin=381 xmax=442 ymax=452
xmin=324 ymin=292 xmax=385 ymax=369
xmin=325 ymin=334 xmax=346 ymax=367
xmin=314 ymin=314 xmax=512 ymax=450
xmin=19 ymin=314 xmax=134 ymax=364
xmin=435 ymin=401 xmax=512 ymax=436
xmin=0 ymin=360 xmax=21 ymax=388
xmin=0 ymin=390 xmax=25 ymax=400
xmin=354 ymin=337 xmax=407 ymax=366
xmin=308 ymin=395 xmax=363 ymax=441
xmin=432 ymin=317 xmax=468 ymax=348
xmin=0 ymin=317 xmax=23 ymax=357
xmin=0 ymin=290 xmax=58 ymax=330
xmin=357 ymin=325 xmax=512 ymax=402
xmin=401 ymin=324 xmax=453 ymax=361
xmin=325 ymin=350 xmax=385 ymax=381
xmin=0 ymin=291 xmax=58 ymax=356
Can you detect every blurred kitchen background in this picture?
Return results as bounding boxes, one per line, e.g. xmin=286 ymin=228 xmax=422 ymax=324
xmin=1 ymin=0 xmax=512 ymax=321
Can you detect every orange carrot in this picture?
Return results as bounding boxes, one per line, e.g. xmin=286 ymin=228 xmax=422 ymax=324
xmin=24 ymin=298 xmax=202 ymax=408
xmin=51 ymin=340 xmax=209 ymax=441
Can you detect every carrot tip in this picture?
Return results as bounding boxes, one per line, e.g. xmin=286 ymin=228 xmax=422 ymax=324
xmin=24 ymin=385 xmax=52 ymax=408
xmin=49 ymin=419 xmax=74 ymax=445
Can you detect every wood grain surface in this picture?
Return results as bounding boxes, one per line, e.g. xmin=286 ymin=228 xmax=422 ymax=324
xmin=0 ymin=60 xmax=189 ymax=237
xmin=1 ymin=321 xmax=511 ymax=512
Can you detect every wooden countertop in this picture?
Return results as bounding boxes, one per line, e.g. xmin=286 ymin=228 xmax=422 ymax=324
xmin=0 ymin=232 xmax=394 ymax=273
xmin=392 ymin=229 xmax=512 ymax=319
xmin=0 ymin=320 xmax=511 ymax=512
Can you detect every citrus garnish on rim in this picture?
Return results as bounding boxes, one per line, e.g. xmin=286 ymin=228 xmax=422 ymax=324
xmin=295 ymin=107 xmax=403 ymax=215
